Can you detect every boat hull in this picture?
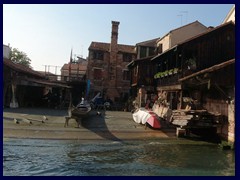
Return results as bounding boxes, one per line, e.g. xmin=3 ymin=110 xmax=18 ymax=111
xmin=71 ymin=105 xmax=91 ymax=118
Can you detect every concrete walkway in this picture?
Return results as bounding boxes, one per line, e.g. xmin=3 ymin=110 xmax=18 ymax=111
xmin=3 ymin=108 xmax=176 ymax=141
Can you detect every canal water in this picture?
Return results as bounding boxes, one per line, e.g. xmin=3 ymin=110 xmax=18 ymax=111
xmin=3 ymin=138 xmax=235 ymax=176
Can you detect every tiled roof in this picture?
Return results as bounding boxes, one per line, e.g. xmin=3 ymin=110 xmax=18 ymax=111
xmin=88 ymin=42 xmax=110 ymax=51
xmin=88 ymin=42 xmax=136 ymax=54
xmin=3 ymin=58 xmax=45 ymax=78
xmin=61 ymin=63 xmax=87 ymax=72
xmin=136 ymin=38 xmax=159 ymax=47
xmin=118 ymin=44 xmax=136 ymax=53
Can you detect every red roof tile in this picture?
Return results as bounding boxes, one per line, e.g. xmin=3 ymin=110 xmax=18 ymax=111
xmin=88 ymin=41 xmax=135 ymax=54
xmin=61 ymin=63 xmax=87 ymax=72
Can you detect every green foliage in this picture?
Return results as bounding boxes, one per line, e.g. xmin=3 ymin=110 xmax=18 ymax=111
xmin=154 ymin=68 xmax=179 ymax=79
xmin=9 ymin=47 xmax=32 ymax=68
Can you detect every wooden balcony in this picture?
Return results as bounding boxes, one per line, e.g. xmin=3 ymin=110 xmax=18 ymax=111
xmin=156 ymin=73 xmax=181 ymax=87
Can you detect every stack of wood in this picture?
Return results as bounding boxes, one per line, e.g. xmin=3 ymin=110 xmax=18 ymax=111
xmin=170 ymin=110 xmax=193 ymax=127
xmin=170 ymin=110 xmax=209 ymax=128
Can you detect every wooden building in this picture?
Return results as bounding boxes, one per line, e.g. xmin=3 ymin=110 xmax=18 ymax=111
xmin=128 ymin=21 xmax=208 ymax=107
xmin=151 ymin=21 xmax=235 ymax=142
xmin=127 ymin=38 xmax=159 ymax=106
xmin=3 ymin=52 xmax=70 ymax=108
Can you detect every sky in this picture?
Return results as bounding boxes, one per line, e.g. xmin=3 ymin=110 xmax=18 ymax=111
xmin=3 ymin=4 xmax=234 ymax=75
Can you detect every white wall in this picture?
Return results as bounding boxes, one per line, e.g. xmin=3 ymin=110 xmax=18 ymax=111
xmin=3 ymin=45 xmax=10 ymax=59
xmin=223 ymin=5 xmax=235 ymax=24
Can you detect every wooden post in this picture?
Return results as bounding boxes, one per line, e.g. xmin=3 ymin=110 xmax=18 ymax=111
xmin=10 ymin=83 xmax=19 ymax=108
xmin=139 ymin=88 xmax=142 ymax=107
xmin=13 ymin=118 xmax=20 ymax=124
xmin=176 ymin=127 xmax=186 ymax=137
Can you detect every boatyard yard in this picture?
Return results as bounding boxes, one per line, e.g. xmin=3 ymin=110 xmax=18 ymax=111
xmin=3 ymin=108 xmax=235 ymax=176
xmin=3 ymin=108 xmax=175 ymax=141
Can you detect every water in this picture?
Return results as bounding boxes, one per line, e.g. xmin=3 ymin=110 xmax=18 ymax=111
xmin=3 ymin=138 xmax=235 ymax=176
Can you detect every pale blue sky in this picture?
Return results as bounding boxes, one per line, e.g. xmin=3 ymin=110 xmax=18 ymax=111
xmin=3 ymin=4 xmax=234 ymax=74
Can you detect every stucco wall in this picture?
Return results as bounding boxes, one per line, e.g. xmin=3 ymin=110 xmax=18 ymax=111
xmin=171 ymin=22 xmax=208 ymax=47
xmin=157 ymin=34 xmax=170 ymax=53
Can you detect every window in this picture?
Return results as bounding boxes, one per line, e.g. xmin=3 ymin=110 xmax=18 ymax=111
xmin=149 ymin=47 xmax=155 ymax=56
xmin=157 ymin=44 xmax=163 ymax=54
xmin=140 ymin=46 xmax=147 ymax=58
xmin=93 ymin=68 xmax=102 ymax=80
xmin=123 ymin=70 xmax=130 ymax=81
xmin=93 ymin=51 xmax=104 ymax=60
xmin=123 ymin=53 xmax=132 ymax=62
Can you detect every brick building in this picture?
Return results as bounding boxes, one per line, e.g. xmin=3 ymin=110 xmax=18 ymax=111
xmin=87 ymin=21 xmax=136 ymax=103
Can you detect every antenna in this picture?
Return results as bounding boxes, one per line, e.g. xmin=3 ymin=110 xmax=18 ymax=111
xmin=180 ymin=11 xmax=188 ymax=24
xmin=177 ymin=14 xmax=183 ymax=26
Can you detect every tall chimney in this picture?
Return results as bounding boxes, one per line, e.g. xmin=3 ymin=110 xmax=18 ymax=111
xmin=110 ymin=21 xmax=120 ymax=53
xmin=107 ymin=21 xmax=120 ymax=101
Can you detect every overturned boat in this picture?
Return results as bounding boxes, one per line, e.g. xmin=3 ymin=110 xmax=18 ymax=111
xmin=132 ymin=108 xmax=161 ymax=129
xmin=71 ymin=98 xmax=91 ymax=117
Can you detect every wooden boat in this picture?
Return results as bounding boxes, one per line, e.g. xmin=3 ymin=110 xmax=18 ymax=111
xmin=132 ymin=108 xmax=161 ymax=129
xmin=71 ymin=98 xmax=91 ymax=117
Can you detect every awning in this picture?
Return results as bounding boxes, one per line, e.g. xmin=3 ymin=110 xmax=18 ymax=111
xmin=21 ymin=77 xmax=72 ymax=88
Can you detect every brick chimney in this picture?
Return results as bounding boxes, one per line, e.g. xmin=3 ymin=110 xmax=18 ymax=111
xmin=107 ymin=21 xmax=120 ymax=101
xmin=110 ymin=21 xmax=120 ymax=53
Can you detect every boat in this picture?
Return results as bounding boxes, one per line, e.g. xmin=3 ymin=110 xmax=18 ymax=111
xmin=132 ymin=108 xmax=161 ymax=129
xmin=71 ymin=98 xmax=91 ymax=117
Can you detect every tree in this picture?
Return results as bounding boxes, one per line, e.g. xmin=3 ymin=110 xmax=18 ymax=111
xmin=9 ymin=47 xmax=32 ymax=68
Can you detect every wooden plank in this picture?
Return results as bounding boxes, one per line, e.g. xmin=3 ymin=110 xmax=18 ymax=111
xmin=172 ymin=115 xmax=193 ymax=120
xmin=27 ymin=118 xmax=45 ymax=123
xmin=176 ymin=127 xmax=186 ymax=137
xmin=22 ymin=118 xmax=32 ymax=124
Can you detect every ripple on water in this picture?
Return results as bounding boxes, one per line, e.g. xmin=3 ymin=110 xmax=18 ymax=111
xmin=3 ymin=138 xmax=235 ymax=176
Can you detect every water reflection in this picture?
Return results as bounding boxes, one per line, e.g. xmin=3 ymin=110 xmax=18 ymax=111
xmin=3 ymin=139 xmax=235 ymax=176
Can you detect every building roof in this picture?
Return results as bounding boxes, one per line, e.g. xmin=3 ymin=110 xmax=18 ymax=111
xmin=61 ymin=63 xmax=87 ymax=72
xmin=156 ymin=21 xmax=207 ymax=43
xmin=3 ymin=58 xmax=45 ymax=78
xmin=88 ymin=41 xmax=136 ymax=54
xmin=25 ymin=77 xmax=71 ymax=88
xmin=136 ymin=38 xmax=159 ymax=47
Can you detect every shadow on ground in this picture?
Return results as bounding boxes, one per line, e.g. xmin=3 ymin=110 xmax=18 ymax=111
xmin=80 ymin=110 xmax=122 ymax=142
